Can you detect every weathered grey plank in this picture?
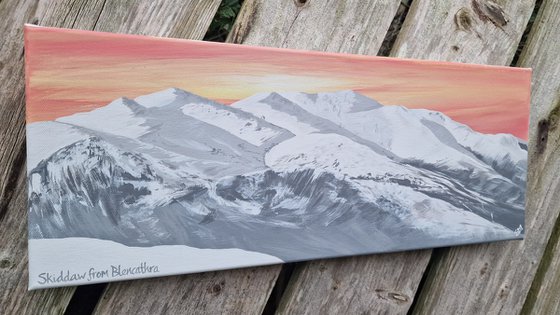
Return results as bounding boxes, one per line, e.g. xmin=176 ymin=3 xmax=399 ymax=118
xmin=273 ymin=0 xmax=536 ymax=314
xmin=279 ymin=251 xmax=430 ymax=314
xmin=0 ymin=0 xmax=37 ymax=225
xmin=396 ymin=1 xmax=559 ymax=315
xmin=228 ymin=1 xmax=403 ymax=313
xmin=0 ymin=0 xmax=220 ymax=314
xmin=392 ymin=0 xmax=535 ymax=65
xmin=228 ymin=0 xmax=401 ymax=54
xmin=231 ymin=1 xmax=441 ymax=314
xmin=412 ymin=1 xmax=560 ymax=314
xmin=521 ymin=3 xmax=560 ymax=308
xmin=0 ymin=1 xmax=108 ymax=313
xmin=95 ymin=265 xmax=280 ymax=314
xmin=91 ymin=0 xmax=220 ymax=39
xmin=517 ymin=0 xmax=560 ymax=141
xmin=98 ymin=1 xmax=404 ymax=314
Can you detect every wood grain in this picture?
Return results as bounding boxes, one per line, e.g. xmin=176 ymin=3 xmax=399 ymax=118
xmin=231 ymin=1 xmax=413 ymax=313
xmin=278 ymin=251 xmax=430 ymax=314
xmin=458 ymin=1 xmax=559 ymax=314
xmin=91 ymin=0 xmax=220 ymax=39
xmin=0 ymin=1 xmax=107 ymax=313
xmin=228 ymin=0 xmax=401 ymax=54
xmin=392 ymin=0 xmax=535 ymax=65
xmin=95 ymin=265 xmax=280 ymax=315
xmin=230 ymin=1 xmax=443 ymax=314
xmin=232 ymin=1 xmax=416 ymax=313
xmin=0 ymin=0 xmax=220 ymax=314
xmin=272 ymin=1 xmax=535 ymax=314
xmin=395 ymin=1 xmax=560 ymax=314
xmin=0 ymin=0 xmax=38 ymax=225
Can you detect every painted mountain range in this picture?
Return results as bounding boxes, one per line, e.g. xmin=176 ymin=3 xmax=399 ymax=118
xmin=27 ymin=88 xmax=526 ymax=260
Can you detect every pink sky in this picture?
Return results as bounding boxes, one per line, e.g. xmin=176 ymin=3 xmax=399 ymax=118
xmin=25 ymin=26 xmax=531 ymax=139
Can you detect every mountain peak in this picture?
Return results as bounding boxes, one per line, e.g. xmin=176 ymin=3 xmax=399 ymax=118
xmin=106 ymin=97 xmax=145 ymax=115
xmin=166 ymin=87 xmax=199 ymax=97
xmin=110 ymin=96 xmax=131 ymax=104
xmin=56 ymin=95 xmax=149 ymax=139
xmin=316 ymin=89 xmax=359 ymax=97
xmin=134 ymin=87 xmax=211 ymax=108
xmin=277 ymin=90 xmax=383 ymax=114
xmin=235 ymin=89 xmax=382 ymax=111
xmin=168 ymin=87 xmax=185 ymax=93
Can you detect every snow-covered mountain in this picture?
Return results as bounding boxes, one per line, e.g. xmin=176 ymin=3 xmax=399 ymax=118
xmin=36 ymin=89 xmax=293 ymax=179
xmin=27 ymin=88 xmax=526 ymax=261
xmin=410 ymin=109 xmax=527 ymax=185
xmin=233 ymin=91 xmax=525 ymax=222
xmin=260 ymin=91 xmax=517 ymax=176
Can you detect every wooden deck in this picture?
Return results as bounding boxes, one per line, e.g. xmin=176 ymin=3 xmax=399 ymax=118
xmin=1 ymin=0 xmax=559 ymax=314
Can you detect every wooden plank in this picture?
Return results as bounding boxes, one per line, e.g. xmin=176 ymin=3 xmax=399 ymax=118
xmin=231 ymin=1 xmax=437 ymax=314
xmin=519 ymin=2 xmax=560 ymax=311
xmin=0 ymin=0 xmax=35 ymax=219
xmin=392 ymin=0 xmax=535 ymax=65
xmin=517 ymin=0 xmax=560 ymax=140
xmin=0 ymin=0 xmax=220 ymax=314
xmin=97 ymin=2 xmax=405 ymax=314
xmin=95 ymin=265 xmax=280 ymax=314
xmin=278 ymin=251 xmax=430 ymax=314
xmin=0 ymin=1 xmax=107 ymax=313
xmin=412 ymin=1 xmax=560 ymax=314
xmin=397 ymin=1 xmax=560 ymax=315
xmin=91 ymin=0 xmax=220 ymax=39
xmin=228 ymin=0 xmax=401 ymax=54
xmin=274 ymin=0 xmax=536 ymax=314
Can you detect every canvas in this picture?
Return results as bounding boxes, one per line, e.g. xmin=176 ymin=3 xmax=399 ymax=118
xmin=24 ymin=25 xmax=531 ymax=289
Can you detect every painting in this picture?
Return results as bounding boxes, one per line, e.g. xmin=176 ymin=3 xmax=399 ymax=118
xmin=24 ymin=25 xmax=531 ymax=289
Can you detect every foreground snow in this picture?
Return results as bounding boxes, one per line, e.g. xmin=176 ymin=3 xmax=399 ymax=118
xmin=28 ymin=238 xmax=283 ymax=289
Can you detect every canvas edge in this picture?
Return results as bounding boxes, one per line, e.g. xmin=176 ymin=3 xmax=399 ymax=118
xmin=24 ymin=23 xmax=35 ymax=292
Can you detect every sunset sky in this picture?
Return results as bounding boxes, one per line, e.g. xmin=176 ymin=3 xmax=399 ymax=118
xmin=25 ymin=26 xmax=531 ymax=139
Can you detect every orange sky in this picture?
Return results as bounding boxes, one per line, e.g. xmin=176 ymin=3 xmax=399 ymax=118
xmin=24 ymin=26 xmax=531 ymax=139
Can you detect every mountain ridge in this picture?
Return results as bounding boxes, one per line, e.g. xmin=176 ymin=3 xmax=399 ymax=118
xmin=27 ymin=87 xmax=526 ymax=261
